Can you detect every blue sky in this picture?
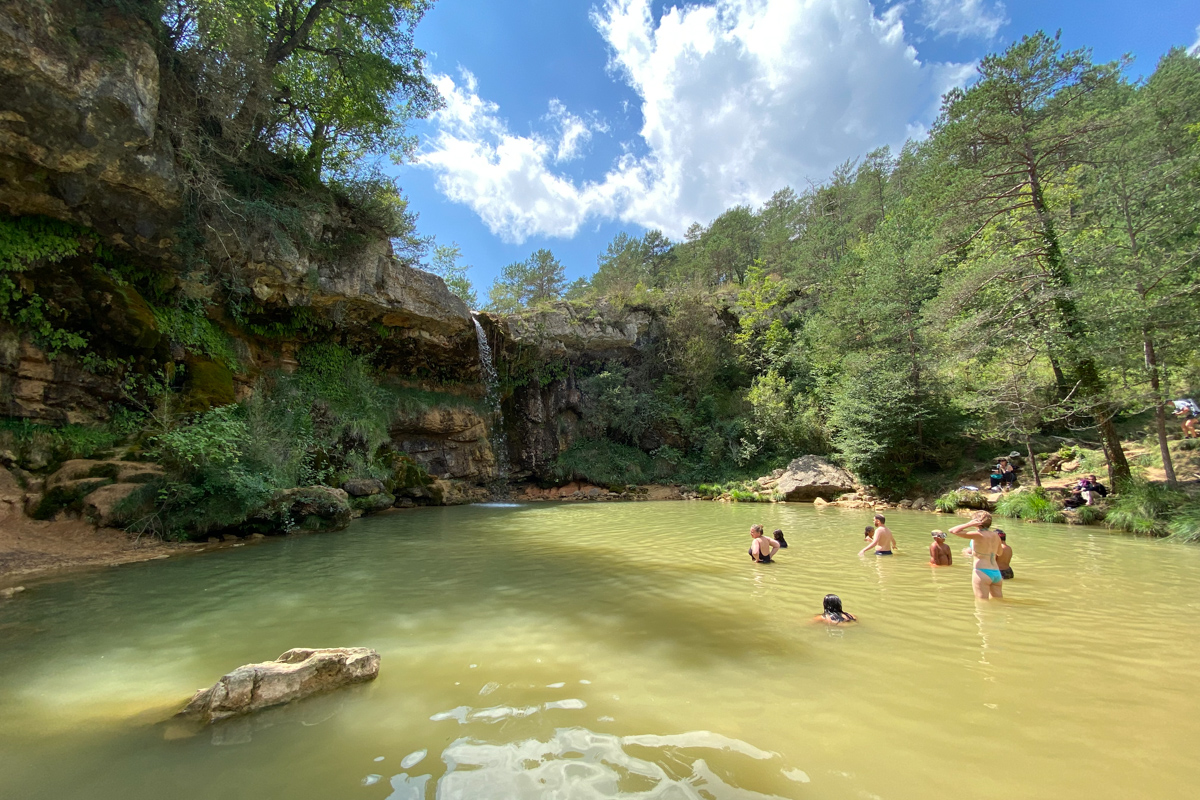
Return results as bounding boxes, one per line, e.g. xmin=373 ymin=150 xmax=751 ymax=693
xmin=391 ymin=0 xmax=1200 ymax=301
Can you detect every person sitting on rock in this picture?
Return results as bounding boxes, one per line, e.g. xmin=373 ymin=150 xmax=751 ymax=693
xmin=748 ymin=524 xmax=780 ymax=563
xmin=999 ymin=458 xmax=1016 ymax=489
xmin=929 ymin=530 xmax=952 ymax=566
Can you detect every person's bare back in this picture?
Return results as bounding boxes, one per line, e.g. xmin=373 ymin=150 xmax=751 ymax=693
xmin=858 ymin=515 xmax=896 ymax=556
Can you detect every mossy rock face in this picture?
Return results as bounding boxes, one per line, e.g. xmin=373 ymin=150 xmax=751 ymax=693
xmin=350 ymin=492 xmax=396 ymax=514
xmin=182 ymin=357 xmax=235 ymax=410
xmin=31 ymin=477 xmax=112 ymax=519
xmin=382 ymin=453 xmax=434 ymax=493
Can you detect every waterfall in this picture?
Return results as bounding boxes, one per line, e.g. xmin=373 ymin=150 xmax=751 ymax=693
xmin=473 ymin=314 xmax=511 ymax=482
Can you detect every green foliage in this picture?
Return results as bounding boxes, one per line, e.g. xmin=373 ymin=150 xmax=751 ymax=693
xmin=995 ymin=487 xmax=1065 ymax=523
xmin=153 ymin=404 xmax=247 ymax=472
xmin=152 ymin=304 xmax=239 ymax=369
xmin=0 ymin=418 xmax=118 ymax=469
xmin=1166 ymin=502 xmax=1200 ymax=543
xmin=486 ymin=249 xmax=567 ymax=312
xmin=552 ymin=439 xmax=660 ymax=487
xmin=934 ymin=491 xmax=960 ymax=513
xmin=1074 ymin=504 xmax=1107 ymax=525
xmin=1105 ymin=478 xmax=1188 ymax=535
xmin=163 ymin=0 xmax=440 ymax=180
xmin=426 ymin=241 xmax=478 ymax=308
xmin=0 ymin=215 xmax=92 ymax=354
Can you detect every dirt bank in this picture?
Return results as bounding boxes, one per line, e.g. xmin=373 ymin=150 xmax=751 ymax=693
xmin=0 ymin=514 xmax=193 ymax=588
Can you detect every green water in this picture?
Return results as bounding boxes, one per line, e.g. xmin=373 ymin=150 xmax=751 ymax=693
xmin=2 ymin=502 xmax=1199 ymax=799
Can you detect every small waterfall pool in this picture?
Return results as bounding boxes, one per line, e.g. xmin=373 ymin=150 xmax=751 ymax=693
xmin=2 ymin=502 xmax=1200 ymax=799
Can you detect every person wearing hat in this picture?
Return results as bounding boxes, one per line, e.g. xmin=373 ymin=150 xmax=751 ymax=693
xmin=929 ymin=530 xmax=952 ymax=566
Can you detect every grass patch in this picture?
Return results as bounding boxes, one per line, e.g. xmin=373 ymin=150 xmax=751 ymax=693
xmin=1073 ymin=504 xmax=1107 ymax=525
xmin=1105 ymin=478 xmax=1187 ymax=536
xmin=995 ymin=487 xmax=1064 ymax=523
xmin=0 ymin=418 xmax=118 ymax=469
xmin=934 ymin=491 xmax=960 ymax=513
xmin=1167 ymin=502 xmax=1200 ymax=543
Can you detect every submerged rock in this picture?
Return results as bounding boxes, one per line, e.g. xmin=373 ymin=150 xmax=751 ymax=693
xmin=773 ymin=455 xmax=857 ymax=502
xmin=178 ymin=647 xmax=380 ymax=724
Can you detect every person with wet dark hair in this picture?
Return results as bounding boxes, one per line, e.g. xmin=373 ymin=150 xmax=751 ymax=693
xmin=997 ymin=530 xmax=1014 ymax=580
xmin=863 ymin=525 xmax=875 ymax=542
xmin=815 ymin=594 xmax=856 ymax=624
xmin=773 ymin=529 xmax=789 ymax=548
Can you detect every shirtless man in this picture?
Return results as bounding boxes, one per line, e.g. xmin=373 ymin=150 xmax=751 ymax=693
xmin=948 ymin=512 xmax=1003 ymax=599
xmin=996 ymin=530 xmax=1014 ymax=580
xmin=858 ymin=514 xmax=896 ymax=556
xmin=929 ymin=530 xmax=952 ymax=566
xmin=748 ymin=524 xmax=780 ymax=563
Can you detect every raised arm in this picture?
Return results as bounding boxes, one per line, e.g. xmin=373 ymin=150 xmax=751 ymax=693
xmin=947 ymin=520 xmax=982 ymax=539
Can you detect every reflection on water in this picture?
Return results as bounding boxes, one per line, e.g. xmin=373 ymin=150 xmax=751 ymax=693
xmin=2 ymin=501 xmax=1200 ymax=800
xmin=435 ymin=727 xmax=784 ymax=800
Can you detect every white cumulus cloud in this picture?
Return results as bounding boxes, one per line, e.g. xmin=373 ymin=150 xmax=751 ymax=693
xmin=919 ymin=0 xmax=1007 ymax=39
xmin=1191 ymin=23 xmax=1200 ymax=55
xmin=417 ymin=0 xmax=974 ymax=243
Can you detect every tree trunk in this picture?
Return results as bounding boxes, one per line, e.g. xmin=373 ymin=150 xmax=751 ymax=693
xmin=1025 ymin=436 xmax=1042 ymax=488
xmin=1144 ymin=331 xmax=1177 ymax=484
xmin=1097 ymin=410 xmax=1131 ymax=488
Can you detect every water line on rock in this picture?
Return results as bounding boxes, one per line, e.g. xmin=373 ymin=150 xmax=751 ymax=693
xmin=472 ymin=314 xmax=511 ymax=487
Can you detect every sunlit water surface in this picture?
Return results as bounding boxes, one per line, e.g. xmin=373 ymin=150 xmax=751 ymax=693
xmin=2 ymin=502 xmax=1199 ymax=800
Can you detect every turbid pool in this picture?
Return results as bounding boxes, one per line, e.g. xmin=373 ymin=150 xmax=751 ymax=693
xmin=2 ymin=502 xmax=1199 ymax=799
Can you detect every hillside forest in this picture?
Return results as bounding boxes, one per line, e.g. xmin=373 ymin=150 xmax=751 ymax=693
xmin=1 ymin=0 xmax=1199 ymax=541
xmin=473 ymin=33 xmax=1200 ymax=501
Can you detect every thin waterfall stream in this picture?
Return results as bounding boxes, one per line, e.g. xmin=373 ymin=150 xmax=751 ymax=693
xmin=472 ymin=313 xmax=511 ymax=485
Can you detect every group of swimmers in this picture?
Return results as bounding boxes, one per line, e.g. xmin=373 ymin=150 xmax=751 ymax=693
xmin=747 ymin=511 xmax=1016 ymax=623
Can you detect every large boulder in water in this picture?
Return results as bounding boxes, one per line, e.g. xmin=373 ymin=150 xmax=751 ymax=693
xmin=246 ymin=486 xmax=352 ymax=533
xmin=773 ymin=455 xmax=856 ymax=502
xmin=178 ymin=647 xmax=380 ymax=724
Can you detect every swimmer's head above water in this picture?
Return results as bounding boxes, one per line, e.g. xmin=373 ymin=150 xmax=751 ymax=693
xmin=822 ymin=594 xmax=856 ymax=623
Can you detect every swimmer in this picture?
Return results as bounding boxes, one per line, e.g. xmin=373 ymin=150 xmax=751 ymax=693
xmin=858 ymin=514 xmax=896 ymax=556
xmin=748 ymin=524 xmax=780 ymax=563
xmin=947 ymin=512 xmax=1004 ymax=600
xmin=814 ymin=594 xmax=857 ymax=624
xmin=997 ymin=530 xmax=1014 ymax=580
xmin=929 ymin=530 xmax=952 ymax=566
xmin=773 ymin=529 xmax=789 ymax=548
xmin=863 ymin=525 xmax=875 ymax=542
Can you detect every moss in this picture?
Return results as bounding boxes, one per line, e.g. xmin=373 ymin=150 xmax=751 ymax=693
xmin=183 ymin=357 xmax=235 ymax=410
xmin=84 ymin=463 xmax=120 ymax=480
xmin=32 ymin=478 xmax=111 ymax=519
xmin=350 ymin=492 xmax=396 ymax=514
xmin=382 ymin=453 xmax=434 ymax=492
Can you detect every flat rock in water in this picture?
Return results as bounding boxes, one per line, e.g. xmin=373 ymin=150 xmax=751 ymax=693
xmin=773 ymin=455 xmax=856 ymax=502
xmin=178 ymin=647 xmax=380 ymax=724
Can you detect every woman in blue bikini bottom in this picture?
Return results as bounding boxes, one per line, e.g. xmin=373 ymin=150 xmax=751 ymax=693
xmin=947 ymin=512 xmax=1004 ymax=600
